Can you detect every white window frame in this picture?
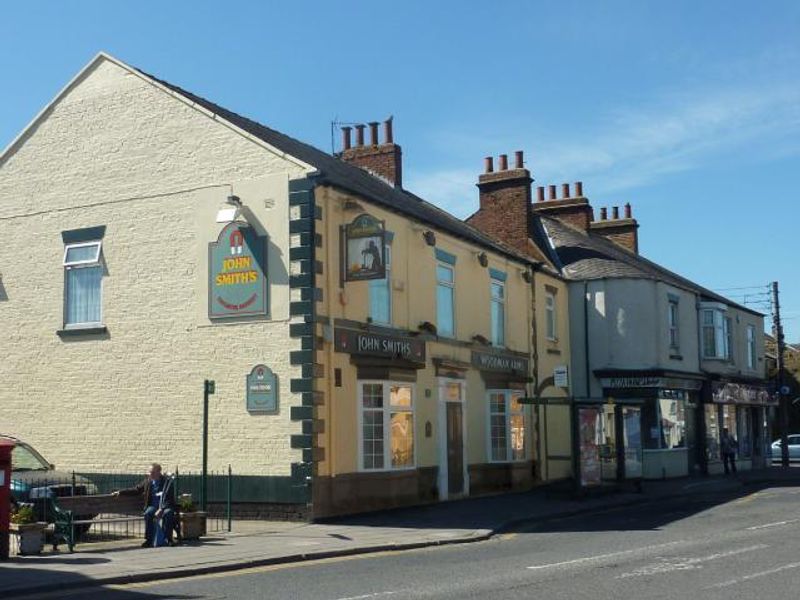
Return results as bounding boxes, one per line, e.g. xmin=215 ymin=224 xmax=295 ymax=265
xmin=490 ymin=278 xmax=505 ymax=347
xmin=724 ymin=316 xmax=733 ymax=362
xmin=368 ymin=244 xmax=392 ymax=325
xmin=357 ymin=381 xmax=416 ymax=472
xmin=545 ymin=291 xmax=557 ymax=341
xmin=63 ymin=240 xmax=104 ymax=328
xmin=436 ymin=262 xmax=456 ymax=337
xmin=701 ymin=304 xmax=728 ymax=360
xmin=668 ymin=299 xmax=680 ymax=350
xmin=747 ymin=325 xmax=756 ymax=369
xmin=486 ymin=389 xmax=527 ymax=463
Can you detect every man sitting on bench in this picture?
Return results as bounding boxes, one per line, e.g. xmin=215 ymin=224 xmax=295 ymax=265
xmin=114 ymin=463 xmax=177 ymax=547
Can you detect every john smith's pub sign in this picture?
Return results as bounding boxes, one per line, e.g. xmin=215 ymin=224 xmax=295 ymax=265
xmin=209 ymin=222 xmax=268 ymax=319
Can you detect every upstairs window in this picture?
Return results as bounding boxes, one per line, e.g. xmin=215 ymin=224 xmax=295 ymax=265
xmin=724 ymin=316 xmax=733 ymax=361
xmin=436 ymin=258 xmax=456 ymax=338
xmin=63 ymin=241 xmax=103 ymax=327
xmin=545 ymin=290 xmax=557 ymax=341
xmin=668 ymin=298 xmax=680 ymax=350
xmin=701 ymin=304 xmax=728 ymax=360
xmin=368 ymin=244 xmax=392 ymax=325
xmin=747 ymin=325 xmax=756 ymax=369
xmin=490 ymin=272 xmax=505 ymax=347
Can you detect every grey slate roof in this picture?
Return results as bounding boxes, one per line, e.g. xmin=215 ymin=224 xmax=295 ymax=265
xmin=137 ymin=69 xmax=536 ymax=268
xmin=540 ymin=216 xmax=763 ymax=316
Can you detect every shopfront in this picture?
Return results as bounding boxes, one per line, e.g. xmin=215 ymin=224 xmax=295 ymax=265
xmin=705 ymin=381 xmax=776 ymax=474
xmin=595 ymin=373 xmax=704 ymax=480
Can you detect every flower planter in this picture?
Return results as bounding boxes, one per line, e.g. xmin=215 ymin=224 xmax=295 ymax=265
xmin=179 ymin=511 xmax=207 ymax=540
xmin=11 ymin=522 xmax=47 ymax=555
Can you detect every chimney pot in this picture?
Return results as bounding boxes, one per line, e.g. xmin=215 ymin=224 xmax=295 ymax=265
xmin=341 ymin=126 xmax=352 ymax=151
xmin=600 ymin=207 xmax=607 ymax=220
xmin=575 ymin=181 xmax=583 ymax=197
xmin=368 ymin=121 xmax=379 ymax=146
xmin=514 ymin=150 xmax=524 ymax=169
xmin=355 ymin=124 xmax=365 ymax=147
xmin=625 ymin=203 xmax=632 ymax=219
xmin=548 ymin=184 xmax=557 ymax=200
xmin=484 ymin=156 xmax=494 ymax=174
xmin=612 ymin=206 xmax=619 ymax=219
xmin=498 ymin=154 xmax=508 ymax=171
xmin=536 ymin=186 xmax=545 ymax=202
xmin=384 ymin=118 xmax=393 ymax=144
xmin=561 ymin=183 xmax=570 ymax=198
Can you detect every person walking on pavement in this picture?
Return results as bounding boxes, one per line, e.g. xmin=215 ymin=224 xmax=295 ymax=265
xmin=721 ymin=428 xmax=738 ymax=475
xmin=114 ymin=463 xmax=178 ymax=547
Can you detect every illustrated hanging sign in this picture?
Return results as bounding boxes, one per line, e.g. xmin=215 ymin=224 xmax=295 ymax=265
xmin=209 ymin=222 xmax=268 ymax=319
xmin=246 ymin=365 xmax=278 ymax=413
xmin=342 ymin=213 xmax=386 ymax=282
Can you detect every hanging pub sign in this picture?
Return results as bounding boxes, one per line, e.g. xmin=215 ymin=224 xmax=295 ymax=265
xmin=342 ymin=213 xmax=386 ymax=282
xmin=246 ymin=365 xmax=278 ymax=413
xmin=209 ymin=222 xmax=268 ymax=319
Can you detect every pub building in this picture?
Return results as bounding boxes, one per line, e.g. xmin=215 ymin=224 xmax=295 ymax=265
xmin=0 ymin=53 xmax=573 ymax=520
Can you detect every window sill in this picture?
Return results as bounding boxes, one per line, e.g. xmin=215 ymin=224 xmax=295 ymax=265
xmin=57 ymin=325 xmax=108 ymax=338
xmin=669 ymin=353 xmax=683 ymax=361
xmin=546 ymin=348 xmax=562 ymax=356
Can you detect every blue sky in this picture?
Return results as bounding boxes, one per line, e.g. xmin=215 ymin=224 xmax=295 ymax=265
xmin=2 ymin=1 xmax=798 ymax=340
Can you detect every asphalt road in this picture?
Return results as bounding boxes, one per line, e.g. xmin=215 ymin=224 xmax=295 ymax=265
xmin=31 ymin=485 xmax=800 ymax=600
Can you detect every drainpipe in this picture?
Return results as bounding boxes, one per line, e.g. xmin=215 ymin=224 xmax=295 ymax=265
xmin=584 ymin=281 xmax=591 ymax=399
xmin=530 ymin=265 xmax=542 ymax=482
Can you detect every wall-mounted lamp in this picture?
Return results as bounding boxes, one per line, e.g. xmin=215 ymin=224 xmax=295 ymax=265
xmin=521 ymin=269 xmax=533 ymax=283
xmin=477 ymin=252 xmax=488 ymax=268
xmin=216 ymin=195 xmax=243 ymax=223
xmin=423 ymin=230 xmax=436 ymax=246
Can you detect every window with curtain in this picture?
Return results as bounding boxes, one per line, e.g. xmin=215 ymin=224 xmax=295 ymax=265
xmin=359 ymin=382 xmax=414 ymax=471
xmin=368 ymin=244 xmax=391 ymax=324
xmin=701 ymin=306 xmax=728 ymax=359
xmin=63 ymin=241 xmax=103 ymax=327
xmin=490 ymin=279 xmax=505 ymax=346
xmin=489 ymin=390 xmax=526 ymax=462
xmin=436 ymin=263 xmax=455 ymax=337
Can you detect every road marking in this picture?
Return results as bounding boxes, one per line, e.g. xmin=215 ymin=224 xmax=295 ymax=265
xmin=526 ymin=540 xmax=688 ymax=570
xmin=616 ymin=544 xmax=768 ymax=579
xmin=333 ymin=592 xmax=402 ymax=600
xmin=746 ymin=518 xmax=800 ymax=530
xmin=708 ymin=561 xmax=800 ymax=589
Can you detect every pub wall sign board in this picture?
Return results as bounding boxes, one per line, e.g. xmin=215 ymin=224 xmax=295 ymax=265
xmin=342 ymin=213 xmax=386 ymax=282
xmin=334 ymin=328 xmax=426 ymax=362
xmin=209 ymin=222 xmax=268 ymax=319
xmin=247 ymin=364 xmax=278 ymax=413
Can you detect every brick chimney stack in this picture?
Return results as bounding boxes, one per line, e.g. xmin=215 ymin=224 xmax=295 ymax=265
xmin=589 ymin=202 xmax=639 ymax=253
xmin=532 ymin=181 xmax=594 ymax=231
xmin=339 ymin=118 xmax=403 ymax=188
xmin=466 ymin=150 xmax=533 ymax=254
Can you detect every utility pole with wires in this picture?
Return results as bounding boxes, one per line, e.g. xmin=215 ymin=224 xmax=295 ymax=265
xmin=772 ymin=281 xmax=790 ymax=468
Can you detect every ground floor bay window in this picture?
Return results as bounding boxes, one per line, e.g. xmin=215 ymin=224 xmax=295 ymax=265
xmin=359 ymin=382 xmax=415 ymax=471
xmin=488 ymin=390 xmax=526 ymax=462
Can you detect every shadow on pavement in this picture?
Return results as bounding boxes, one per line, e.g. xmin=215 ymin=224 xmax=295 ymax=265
xmin=0 ymin=567 xmax=200 ymax=599
xmin=324 ymin=470 xmax=800 ymax=535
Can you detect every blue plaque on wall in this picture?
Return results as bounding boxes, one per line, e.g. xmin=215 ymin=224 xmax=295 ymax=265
xmin=246 ymin=365 xmax=278 ymax=413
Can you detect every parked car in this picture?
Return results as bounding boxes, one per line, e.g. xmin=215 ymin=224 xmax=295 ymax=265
xmin=3 ymin=434 xmax=97 ymax=526
xmin=770 ymin=434 xmax=800 ymax=462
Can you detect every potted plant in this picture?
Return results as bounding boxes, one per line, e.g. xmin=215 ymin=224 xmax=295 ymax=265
xmin=178 ymin=494 xmax=206 ymax=541
xmin=10 ymin=504 xmax=46 ymax=555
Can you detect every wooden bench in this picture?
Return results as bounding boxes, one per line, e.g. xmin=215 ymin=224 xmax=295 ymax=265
xmin=50 ymin=494 xmax=143 ymax=551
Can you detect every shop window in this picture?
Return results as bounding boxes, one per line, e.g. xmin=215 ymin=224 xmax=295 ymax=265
xmin=368 ymin=244 xmax=391 ymax=325
xmin=488 ymin=390 xmax=525 ymax=462
xmin=436 ymin=263 xmax=455 ymax=337
xmin=490 ymin=278 xmax=505 ymax=347
xmin=545 ymin=290 xmax=557 ymax=341
xmin=701 ymin=304 xmax=728 ymax=360
xmin=359 ymin=382 xmax=414 ymax=471
xmin=668 ymin=298 xmax=680 ymax=350
xmin=737 ymin=408 xmax=752 ymax=458
xmin=63 ymin=240 xmax=104 ymax=327
xmin=704 ymin=404 xmax=720 ymax=461
xmin=747 ymin=325 xmax=756 ymax=369
xmin=721 ymin=404 xmax=737 ymax=451
xmin=641 ymin=392 xmax=687 ymax=450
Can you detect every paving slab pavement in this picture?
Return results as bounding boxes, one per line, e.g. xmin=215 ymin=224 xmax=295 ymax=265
xmin=2 ymin=467 xmax=798 ymax=598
